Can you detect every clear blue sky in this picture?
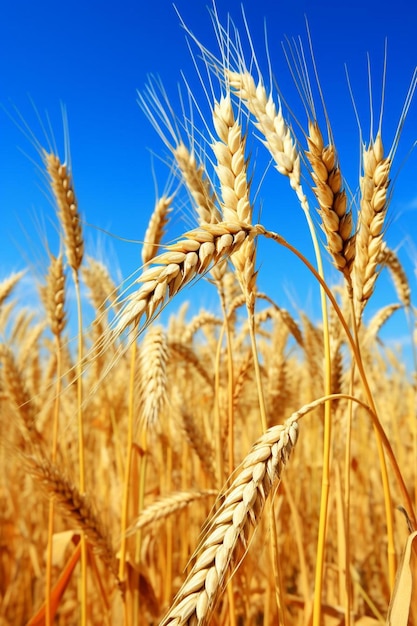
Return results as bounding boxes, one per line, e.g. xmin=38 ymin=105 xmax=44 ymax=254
xmin=1 ymin=0 xmax=417 ymax=347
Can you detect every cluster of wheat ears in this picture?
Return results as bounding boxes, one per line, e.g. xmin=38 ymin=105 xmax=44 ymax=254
xmin=2 ymin=8 xmax=417 ymax=626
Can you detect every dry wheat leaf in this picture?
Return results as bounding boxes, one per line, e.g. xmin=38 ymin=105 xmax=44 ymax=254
xmin=52 ymin=530 xmax=79 ymax=565
xmin=387 ymin=530 xmax=417 ymax=625
xmin=26 ymin=541 xmax=81 ymax=626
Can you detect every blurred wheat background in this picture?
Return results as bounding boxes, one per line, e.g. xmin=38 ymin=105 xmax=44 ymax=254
xmin=1 ymin=2 xmax=417 ymax=625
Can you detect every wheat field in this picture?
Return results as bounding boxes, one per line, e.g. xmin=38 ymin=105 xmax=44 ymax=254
xmin=1 ymin=8 xmax=417 ymax=626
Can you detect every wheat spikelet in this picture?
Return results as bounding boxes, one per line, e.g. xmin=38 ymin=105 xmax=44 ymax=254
xmin=306 ymin=120 xmax=355 ymax=284
xmin=159 ymin=414 xmax=299 ymax=625
xmin=330 ymin=339 xmax=344 ymax=409
xmin=112 ymin=221 xmax=255 ymax=337
xmin=126 ymin=490 xmax=217 ymax=537
xmin=43 ymin=151 xmax=84 ymax=272
xmin=138 ymin=325 xmax=168 ymax=429
xmin=40 ymin=253 xmax=66 ymax=337
xmin=142 ymin=195 xmax=173 ymax=265
xmin=353 ymin=135 xmax=391 ymax=318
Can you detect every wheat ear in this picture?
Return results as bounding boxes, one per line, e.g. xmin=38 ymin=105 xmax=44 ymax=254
xmin=228 ymin=70 xmax=307 ymax=211
xmin=81 ymin=256 xmax=120 ymax=314
xmin=0 ymin=270 xmax=26 ymax=307
xmin=0 ymin=345 xmax=44 ymax=448
xmin=353 ymin=135 xmax=391 ymax=319
xmin=43 ymin=151 xmax=84 ymax=272
xmin=159 ymin=414 xmax=299 ymax=625
xmin=138 ymin=325 xmax=168 ymax=429
xmin=142 ymin=195 xmax=173 ymax=265
xmin=25 ymin=454 xmax=120 ymax=584
xmin=126 ymin=490 xmax=217 ymax=536
xmin=306 ymin=120 xmax=355 ymax=286
xmin=40 ymin=253 xmax=66 ymax=337
xmin=174 ymin=142 xmax=220 ymax=225
xmin=112 ymin=221 xmax=255 ymax=338
xmin=212 ymin=95 xmax=257 ymax=303
xmin=378 ymin=244 xmax=411 ymax=308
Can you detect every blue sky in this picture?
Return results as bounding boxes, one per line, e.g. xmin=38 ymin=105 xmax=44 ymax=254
xmin=1 ymin=0 xmax=417 ymax=351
